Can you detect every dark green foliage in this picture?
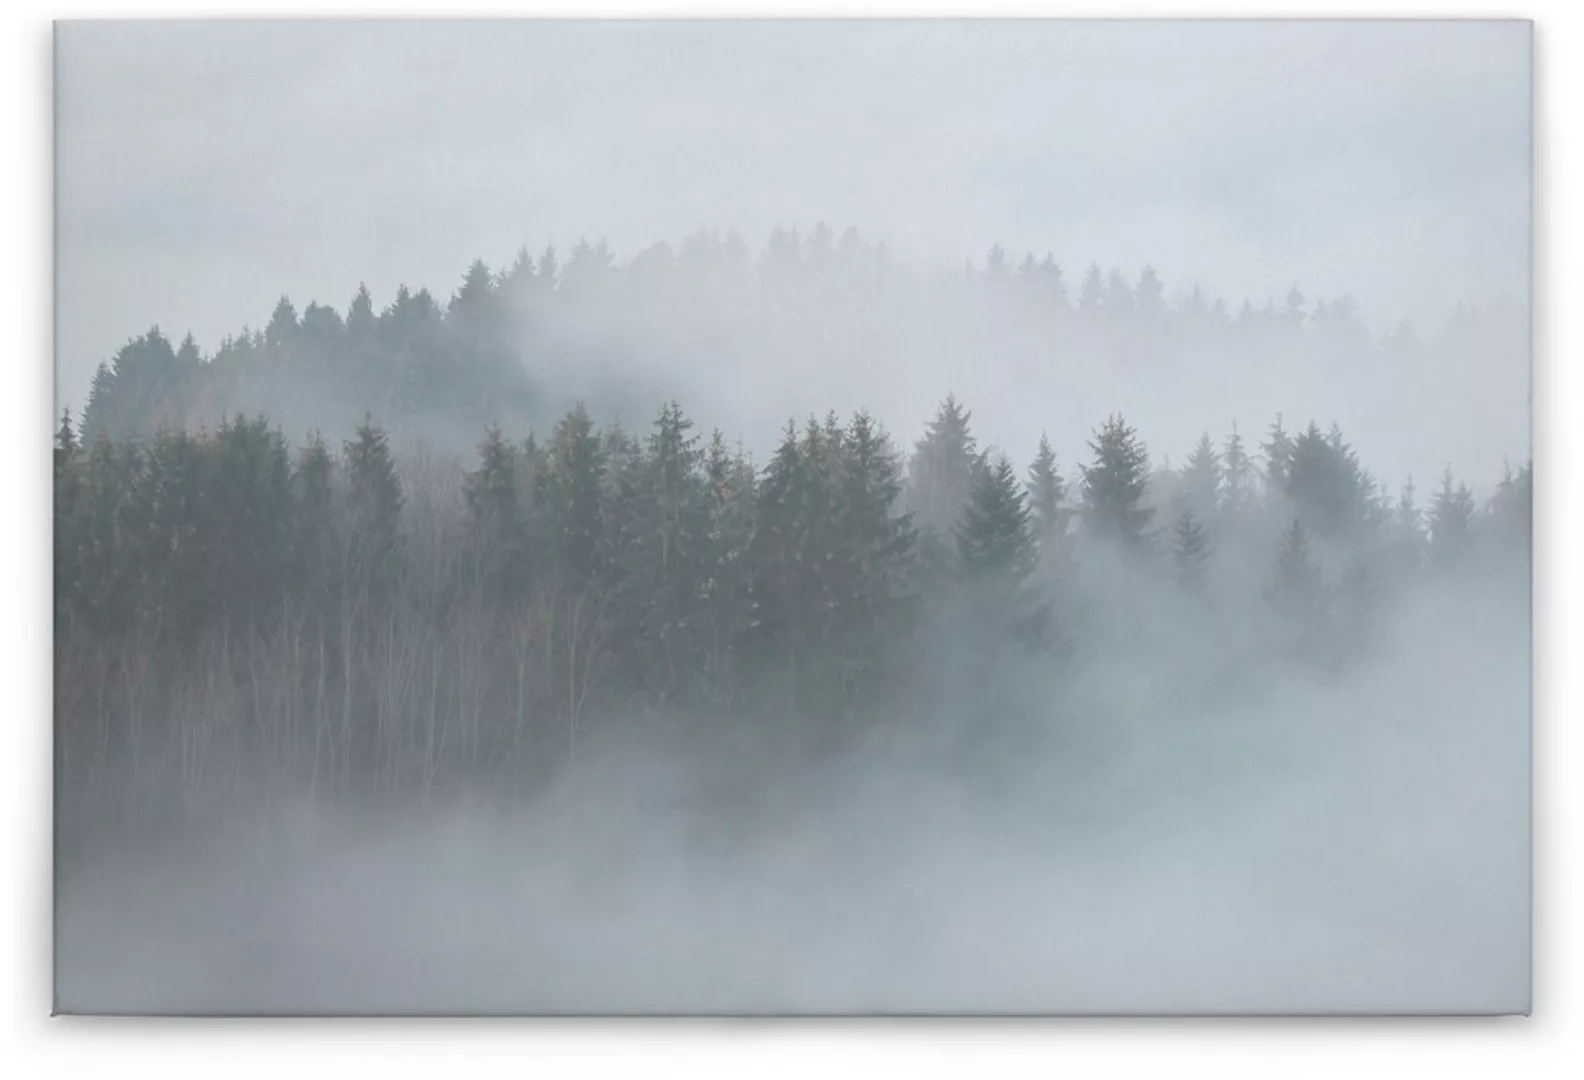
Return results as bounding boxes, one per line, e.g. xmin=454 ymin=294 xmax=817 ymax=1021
xmin=342 ymin=415 xmax=404 ymax=601
xmin=1284 ymin=421 xmax=1371 ymax=541
xmin=463 ymin=424 xmax=531 ymax=604
xmin=614 ymin=402 xmax=709 ymax=706
xmin=907 ymin=394 xmax=980 ymax=546
xmin=1079 ymin=415 xmax=1153 ymax=549
xmin=53 ymin=329 xmax=1530 ymax=831
xmin=1176 ymin=432 xmax=1221 ymax=525
xmin=1025 ymin=433 xmax=1071 ymax=563
xmin=544 ymin=403 xmax=609 ymax=593
xmin=957 ymin=455 xmax=1038 ymax=592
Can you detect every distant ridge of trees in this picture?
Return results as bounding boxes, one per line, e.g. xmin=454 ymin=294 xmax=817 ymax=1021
xmin=76 ymin=226 xmax=1494 ymax=450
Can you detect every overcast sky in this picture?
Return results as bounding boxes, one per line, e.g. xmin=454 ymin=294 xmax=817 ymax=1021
xmin=54 ymin=19 xmax=1531 ymax=410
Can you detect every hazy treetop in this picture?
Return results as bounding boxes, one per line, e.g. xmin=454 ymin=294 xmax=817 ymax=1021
xmin=56 ymin=19 xmax=1529 ymax=418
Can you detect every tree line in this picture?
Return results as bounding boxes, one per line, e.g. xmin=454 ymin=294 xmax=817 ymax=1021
xmin=53 ymin=388 xmax=1531 ymax=854
xmin=75 ymin=225 xmax=1486 ymax=448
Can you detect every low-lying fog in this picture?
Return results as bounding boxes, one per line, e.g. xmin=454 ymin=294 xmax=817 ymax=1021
xmin=55 ymin=577 xmax=1528 ymax=1016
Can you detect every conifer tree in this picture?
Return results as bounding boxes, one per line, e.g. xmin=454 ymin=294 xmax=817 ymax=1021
xmin=698 ymin=430 xmax=756 ymax=707
xmin=342 ymin=415 xmax=405 ymax=602
xmin=1079 ymin=415 xmax=1153 ymax=550
xmin=1136 ymin=266 xmax=1166 ymax=318
xmin=54 ymin=410 xmax=83 ymax=630
xmin=1261 ymin=413 xmax=1294 ymax=497
xmin=747 ymin=421 xmax=819 ymax=712
xmin=544 ymin=403 xmax=608 ymax=593
xmin=1388 ymin=476 xmax=1426 ymax=580
xmin=1489 ymin=459 xmax=1533 ymax=555
xmin=956 ymin=453 xmax=1047 ymax=648
xmin=290 ymin=431 xmax=336 ymax=603
xmin=1079 ymin=263 xmax=1104 ymax=314
xmin=1220 ymin=422 xmax=1256 ymax=532
xmin=829 ymin=411 xmax=919 ymax=711
xmin=907 ymin=394 xmax=981 ymax=556
xmin=616 ymin=401 xmax=708 ymax=704
xmin=1428 ymin=465 xmax=1477 ymax=570
xmin=1025 ymin=433 xmax=1071 ymax=563
xmin=463 ymin=423 xmax=530 ymax=603
xmin=1037 ymin=254 xmax=1067 ymax=307
xmin=1176 ymin=432 xmax=1221 ymax=525
xmin=265 ymin=296 xmax=300 ymax=352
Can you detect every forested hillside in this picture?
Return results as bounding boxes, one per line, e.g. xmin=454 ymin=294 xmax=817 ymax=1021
xmin=54 ymin=362 xmax=1532 ymax=855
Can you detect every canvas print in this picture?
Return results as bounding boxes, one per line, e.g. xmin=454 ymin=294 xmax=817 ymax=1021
xmin=52 ymin=19 xmax=1532 ymax=1016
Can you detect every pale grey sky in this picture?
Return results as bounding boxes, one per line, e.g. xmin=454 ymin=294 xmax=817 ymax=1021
xmin=55 ymin=19 xmax=1531 ymax=410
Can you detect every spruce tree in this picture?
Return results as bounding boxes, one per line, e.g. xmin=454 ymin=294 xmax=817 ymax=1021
xmin=1025 ymin=433 xmax=1071 ymax=559
xmin=1388 ymin=476 xmax=1426 ymax=580
xmin=747 ymin=421 xmax=820 ymax=712
xmin=617 ymin=401 xmax=708 ymax=705
xmin=1176 ymin=432 xmax=1221 ymax=525
xmin=1220 ymin=422 xmax=1256 ymax=532
xmin=544 ymin=404 xmax=608 ymax=594
xmin=1489 ymin=459 xmax=1533 ymax=555
xmin=1079 ymin=415 xmax=1153 ymax=550
xmin=1428 ymin=465 xmax=1477 ymax=570
xmin=829 ymin=411 xmax=919 ymax=713
xmin=290 ymin=431 xmax=336 ymax=604
xmin=463 ymin=424 xmax=529 ymax=604
xmin=54 ymin=410 xmax=87 ymax=633
xmin=698 ymin=430 xmax=756 ymax=707
xmin=1261 ymin=413 xmax=1294 ymax=496
xmin=342 ymin=414 xmax=405 ymax=602
xmin=908 ymin=394 xmax=981 ymax=567
xmin=956 ymin=453 xmax=1047 ymax=647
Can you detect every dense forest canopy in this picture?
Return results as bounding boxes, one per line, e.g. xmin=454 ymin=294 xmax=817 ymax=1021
xmin=55 ymin=297 xmax=1531 ymax=856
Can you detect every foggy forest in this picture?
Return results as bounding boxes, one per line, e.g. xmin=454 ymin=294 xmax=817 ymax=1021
xmin=54 ymin=227 xmax=1531 ymax=1014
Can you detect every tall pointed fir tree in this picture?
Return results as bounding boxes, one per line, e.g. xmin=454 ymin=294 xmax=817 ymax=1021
xmin=1387 ymin=476 xmax=1426 ymax=582
xmin=544 ymin=403 xmax=609 ymax=596
xmin=462 ymin=423 xmax=530 ymax=606
xmin=698 ymin=430 xmax=757 ymax=709
xmin=907 ymin=394 xmax=982 ymax=574
xmin=1079 ymin=415 xmax=1154 ymax=552
xmin=1176 ymin=432 xmax=1221 ymax=525
xmin=956 ymin=454 xmax=1046 ymax=644
xmin=746 ymin=420 xmax=823 ymax=714
xmin=1261 ymin=413 xmax=1294 ymax=498
xmin=1428 ymin=465 xmax=1477 ymax=572
xmin=830 ymin=410 xmax=919 ymax=715
xmin=1025 ymin=433 xmax=1071 ymax=570
xmin=616 ymin=401 xmax=708 ymax=707
xmin=1220 ymin=422 xmax=1256 ymax=535
xmin=342 ymin=414 xmax=405 ymax=606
